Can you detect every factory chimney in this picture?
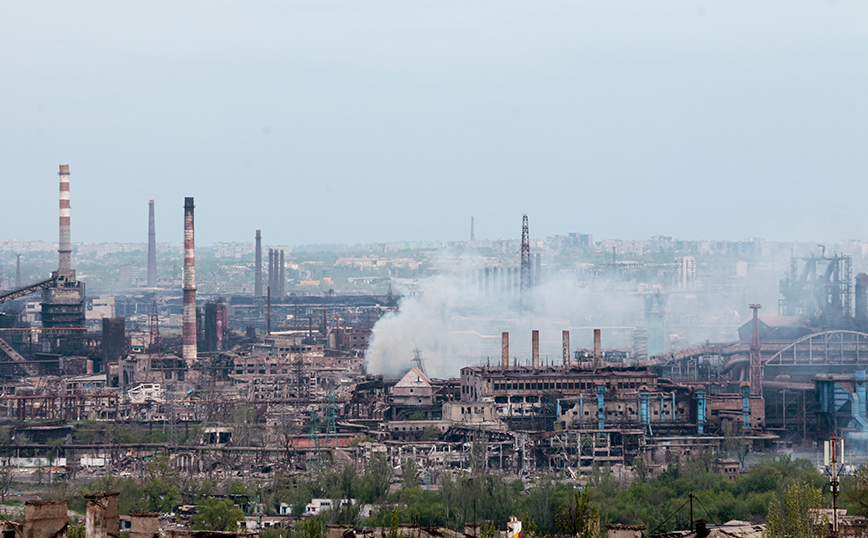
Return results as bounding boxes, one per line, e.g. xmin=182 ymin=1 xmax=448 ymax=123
xmin=58 ymin=165 xmax=73 ymax=278
xmin=182 ymin=197 xmax=197 ymax=362
xmin=268 ymin=249 xmax=275 ymax=293
xmin=254 ymin=230 xmax=262 ymax=297
xmin=147 ymin=200 xmax=157 ymax=287
xmin=532 ymin=330 xmax=540 ymax=370
xmin=562 ymin=330 xmax=570 ymax=368
xmin=279 ymin=249 xmax=285 ymax=298
xmin=15 ymin=254 xmax=20 ymax=288
xmin=520 ymin=215 xmax=531 ymax=310
xmin=593 ymin=329 xmax=602 ymax=371
xmin=501 ymin=332 xmax=509 ymax=370
xmin=470 ymin=216 xmax=475 ymax=242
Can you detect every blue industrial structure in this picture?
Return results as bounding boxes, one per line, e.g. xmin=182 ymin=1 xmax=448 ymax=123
xmin=639 ymin=389 xmax=650 ymax=435
xmin=816 ymin=370 xmax=868 ymax=444
xmin=695 ymin=387 xmax=707 ymax=434
xmin=740 ymin=383 xmax=751 ymax=431
xmin=596 ymin=384 xmax=606 ymax=430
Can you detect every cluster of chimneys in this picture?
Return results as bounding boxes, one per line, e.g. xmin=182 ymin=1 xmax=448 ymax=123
xmin=499 ymin=328 xmax=603 ymax=370
xmin=55 ymin=167 xmax=198 ymax=359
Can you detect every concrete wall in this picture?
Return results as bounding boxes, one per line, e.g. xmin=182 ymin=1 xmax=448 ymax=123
xmin=607 ymin=524 xmax=645 ymax=538
xmin=85 ymin=493 xmax=119 ymax=538
xmin=130 ymin=513 xmax=159 ymax=538
xmin=23 ymin=499 xmax=68 ymax=538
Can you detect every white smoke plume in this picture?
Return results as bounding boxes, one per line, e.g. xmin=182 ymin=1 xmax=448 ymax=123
xmin=365 ymin=251 xmax=650 ymax=379
xmin=364 ymin=247 xmax=786 ymax=379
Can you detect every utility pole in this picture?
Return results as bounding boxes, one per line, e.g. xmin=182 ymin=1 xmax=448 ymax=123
xmin=825 ymin=434 xmax=844 ymax=537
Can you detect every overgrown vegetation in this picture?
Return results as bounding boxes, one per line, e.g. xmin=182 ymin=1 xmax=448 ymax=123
xmin=43 ymin=447 xmax=866 ymax=538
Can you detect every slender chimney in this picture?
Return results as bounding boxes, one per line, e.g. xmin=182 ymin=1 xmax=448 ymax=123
xmin=58 ymin=165 xmax=72 ymax=276
xmin=593 ymin=329 xmax=602 ymax=371
xmin=268 ymin=249 xmax=275 ymax=293
xmin=267 ymin=286 xmax=271 ymax=335
xmin=147 ymin=200 xmax=157 ymax=287
xmin=279 ymin=249 xmax=285 ymax=298
xmin=501 ymin=332 xmax=509 ymax=369
xmin=532 ymin=330 xmax=540 ymax=370
xmin=254 ymin=230 xmax=262 ymax=297
xmin=562 ymin=330 xmax=570 ymax=368
xmin=182 ymin=197 xmax=197 ymax=361
xmin=15 ymin=254 xmax=20 ymax=288
xmin=470 ymin=216 xmax=475 ymax=241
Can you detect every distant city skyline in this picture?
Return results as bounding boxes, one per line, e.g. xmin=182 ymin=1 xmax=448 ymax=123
xmin=2 ymin=1 xmax=866 ymax=246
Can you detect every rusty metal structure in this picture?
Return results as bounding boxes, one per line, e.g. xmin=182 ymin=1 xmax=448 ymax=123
xmin=779 ymin=254 xmax=852 ymax=325
xmin=749 ymin=304 xmax=762 ymax=398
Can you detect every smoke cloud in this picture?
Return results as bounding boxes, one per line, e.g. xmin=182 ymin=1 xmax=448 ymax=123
xmin=365 ymin=248 xmax=787 ymax=379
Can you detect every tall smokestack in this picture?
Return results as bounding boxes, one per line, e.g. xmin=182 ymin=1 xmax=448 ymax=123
xmin=182 ymin=197 xmax=197 ymax=361
xmin=532 ymin=330 xmax=539 ymax=370
xmin=501 ymin=332 xmax=509 ymax=370
xmin=254 ymin=230 xmax=262 ymax=297
xmin=15 ymin=254 xmax=20 ymax=288
xmin=593 ymin=329 xmax=602 ymax=371
xmin=58 ymin=165 xmax=72 ymax=276
xmin=279 ymin=250 xmax=285 ymax=298
xmin=147 ymin=200 xmax=157 ymax=287
xmin=562 ymin=330 xmax=570 ymax=368
xmin=268 ymin=249 xmax=275 ymax=293
xmin=520 ymin=215 xmax=530 ymax=310
xmin=470 ymin=217 xmax=475 ymax=241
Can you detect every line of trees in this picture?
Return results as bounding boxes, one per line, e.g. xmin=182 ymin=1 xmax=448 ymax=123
xmin=43 ymin=450 xmax=868 ymax=537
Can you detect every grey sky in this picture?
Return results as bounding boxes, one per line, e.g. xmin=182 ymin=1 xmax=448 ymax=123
xmin=1 ymin=1 xmax=866 ymax=246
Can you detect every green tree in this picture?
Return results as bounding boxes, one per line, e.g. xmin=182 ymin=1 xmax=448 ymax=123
xmin=556 ymin=490 xmax=599 ymax=538
xmin=191 ymin=498 xmax=245 ymax=531
xmin=764 ymin=482 xmax=826 ymax=538
xmin=359 ymin=453 xmax=391 ymax=503
xmin=402 ymin=459 xmax=419 ymax=489
xmin=845 ymin=463 xmax=868 ymax=516
xmin=143 ymin=457 xmax=182 ymax=513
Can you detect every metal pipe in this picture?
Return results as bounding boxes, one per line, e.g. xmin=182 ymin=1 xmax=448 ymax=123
xmin=532 ymin=330 xmax=539 ymax=370
xmin=182 ymin=197 xmax=197 ymax=361
xmin=501 ymin=332 xmax=509 ymax=370
xmin=58 ymin=165 xmax=72 ymax=275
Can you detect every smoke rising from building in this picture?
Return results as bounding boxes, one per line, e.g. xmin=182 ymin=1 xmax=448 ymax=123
xmin=365 ymin=250 xmax=781 ymax=379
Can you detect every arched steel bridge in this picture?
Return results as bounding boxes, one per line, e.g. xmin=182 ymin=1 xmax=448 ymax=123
xmin=763 ymin=330 xmax=868 ymax=366
xmin=649 ymin=329 xmax=868 ymax=379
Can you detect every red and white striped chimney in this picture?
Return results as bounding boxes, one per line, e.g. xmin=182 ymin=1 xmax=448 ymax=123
xmin=182 ymin=197 xmax=197 ymax=361
xmin=58 ymin=165 xmax=72 ymax=276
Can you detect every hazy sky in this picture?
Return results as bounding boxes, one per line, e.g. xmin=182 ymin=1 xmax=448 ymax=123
xmin=2 ymin=1 xmax=866 ymax=246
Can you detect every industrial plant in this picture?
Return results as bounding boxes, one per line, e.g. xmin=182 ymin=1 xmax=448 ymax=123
xmin=0 ymin=165 xmax=867 ymax=536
